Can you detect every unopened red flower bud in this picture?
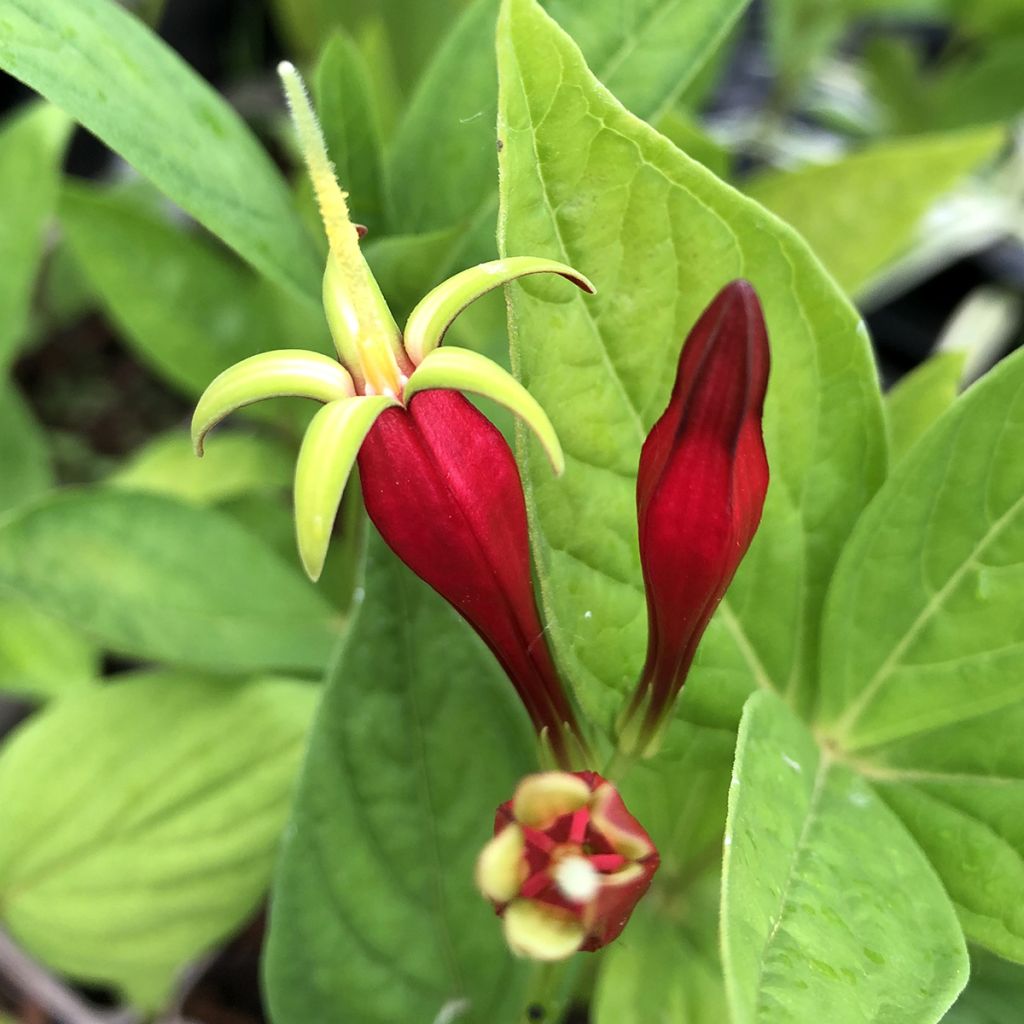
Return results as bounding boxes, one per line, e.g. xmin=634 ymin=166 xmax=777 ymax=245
xmin=620 ymin=280 xmax=770 ymax=754
xmin=475 ymin=771 xmax=659 ymax=960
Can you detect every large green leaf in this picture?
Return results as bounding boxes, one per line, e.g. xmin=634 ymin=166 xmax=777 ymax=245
xmin=385 ymin=0 xmax=502 ymax=236
xmin=498 ymin=0 xmax=886 ymax=727
xmin=0 ymin=672 xmax=316 ymax=1008
xmin=886 ymin=350 xmax=967 ymax=465
xmin=0 ymin=102 xmax=71 ymax=368
xmin=264 ymin=534 xmax=533 ymax=1024
xmin=817 ymin=347 xmax=1024 ymax=750
xmin=0 ymin=598 xmax=97 ymax=700
xmin=387 ymin=0 xmax=750 ymax=238
xmin=0 ymin=381 xmax=52 ymax=515
xmin=58 ymin=183 xmax=318 ymax=401
xmin=0 ymin=0 xmax=319 ymax=300
xmin=0 ymin=490 xmax=339 ymax=674
xmin=546 ymin=0 xmax=750 ymax=120
xmin=110 ymin=429 xmax=293 ymax=505
xmin=746 ymin=128 xmax=1005 ymax=296
xmin=315 ymin=30 xmax=387 ymax=235
xmin=865 ymin=702 xmax=1024 ymax=963
xmin=722 ymin=691 xmax=968 ymax=1024
xmin=943 ymin=951 xmax=1024 ymax=1023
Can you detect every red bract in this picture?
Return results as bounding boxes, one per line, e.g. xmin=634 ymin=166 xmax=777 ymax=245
xmin=623 ymin=280 xmax=770 ymax=751
xmin=358 ymin=390 xmax=582 ymax=766
xmin=476 ymin=771 xmax=659 ymax=960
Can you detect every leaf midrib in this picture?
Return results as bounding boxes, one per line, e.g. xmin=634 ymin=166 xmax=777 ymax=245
xmin=832 ymin=486 xmax=1024 ymax=746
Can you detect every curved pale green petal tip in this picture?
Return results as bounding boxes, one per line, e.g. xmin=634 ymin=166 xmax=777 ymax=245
xmin=404 ymin=346 xmax=565 ymax=475
xmin=403 ymin=256 xmax=595 ymax=364
xmin=294 ymin=395 xmax=397 ymax=581
xmin=192 ymin=350 xmax=355 ymax=456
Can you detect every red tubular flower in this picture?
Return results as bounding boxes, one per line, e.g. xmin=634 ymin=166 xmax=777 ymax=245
xmin=620 ymin=280 xmax=770 ymax=753
xmin=358 ymin=390 xmax=581 ymax=765
xmin=475 ymin=771 xmax=659 ymax=960
xmin=191 ymin=65 xmax=593 ymax=769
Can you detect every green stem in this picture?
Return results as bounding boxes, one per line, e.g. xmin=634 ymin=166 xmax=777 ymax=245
xmin=519 ymin=957 xmax=580 ymax=1024
xmin=601 ymin=744 xmax=637 ymax=784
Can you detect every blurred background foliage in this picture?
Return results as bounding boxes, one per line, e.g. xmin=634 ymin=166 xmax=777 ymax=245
xmin=0 ymin=0 xmax=1022 ymax=1021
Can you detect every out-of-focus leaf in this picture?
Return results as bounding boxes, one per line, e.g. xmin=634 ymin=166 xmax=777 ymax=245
xmin=0 ymin=0 xmax=320 ymax=301
xmin=723 ymin=691 xmax=968 ymax=1024
xmin=886 ymin=351 xmax=966 ymax=465
xmin=363 ymin=227 xmax=463 ymax=323
xmin=943 ymin=950 xmax=1024 ymax=1023
xmin=0 ymin=672 xmax=316 ymax=1008
xmin=0 ymin=490 xmax=340 ymax=675
xmin=315 ymin=31 xmax=386 ymax=234
xmin=0 ymin=599 xmax=97 ymax=700
xmin=264 ymin=534 xmax=533 ymax=1024
xmin=0 ymin=382 xmax=52 ymax=515
xmin=388 ymin=0 xmax=752 ymax=237
xmin=111 ymin=430 xmax=293 ymax=505
xmin=498 ymin=0 xmax=886 ymax=727
xmin=594 ymin=875 xmax=727 ymax=1024
xmin=385 ymin=0 xmax=501 ymax=235
xmin=746 ymin=128 xmax=1005 ymax=296
xmin=546 ymin=0 xmax=751 ymax=120
xmin=930 ymin=38 xmax=1024 ymax=131
xmin=0 ymin=102 xmax=71 ymax=368
xmin=59 ymin=183 xmax=319 ymax=401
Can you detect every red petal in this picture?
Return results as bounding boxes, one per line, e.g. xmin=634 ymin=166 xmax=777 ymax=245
xmin=634 ymin=281 xmax=770 ymax=729
xmin=358 ymin=389 xmax=578 ymax=761
xmin=582 ymin=854 xmax=659 ymax=950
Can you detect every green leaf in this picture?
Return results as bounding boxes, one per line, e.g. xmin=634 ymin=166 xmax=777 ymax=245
xmin=722 ymin=691 xmax=968 ymax=1024
xmin=0 ymin=102 xmax=71 ymax=368
xmin=0 ymin=0 xmax=320 ymax=301
xmin=545 ymin=0 xmax=751 ymax=121
xmin=0 ymin=598 xmax=97 ymax=700
xmin=264 ymin=534 xmax=533 ymax=1024
xmin=387 ymin=0 xmax=749 ymax=237
xmin=0 ymin=381 xmax=53 ymax=515
xmin=315 ymin=30 xmax=386 ymax=234
xmin=498 ymin=0 xmax=886 ymax=726
xmin=746 ymin=128 xmax=1005 ymax=296
xmin=594 ymin=875 xmax=727 ymax=1024
xmin=59 ymin=183 xmax=313 ymax=401
xmin=0 ymin=672 xmax=316 ymax=1008
xmin=943 ymin=950 xmax=1024 ymax=1023
xmin=929 ymin=38 xmax=1024 ymax=132
xmin=0 ymin=489 xmax=339 ymax=675
xmin=385 ymin=0 xmax=502 ymax=235
xmin=110 ymin=429 xmax=293 ymax=505
xmin=866 ymin=702 xmax=1024 ymax=963
xmin=364 ymin=226 xmax=463 ymax=322
xmin=886 ymin=351 xmax=967 ymax=465
xmin=817 ymin=347 xmax=1024 ymax=751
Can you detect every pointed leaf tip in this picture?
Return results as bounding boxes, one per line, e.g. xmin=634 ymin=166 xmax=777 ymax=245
xmin=192 ymin=350 xmax=355 ymax=457
xmin=294 ymin=395 xmax=397 ymax=581
xmin=404 ymin=256 xmax=595 ymax=365
xmin=403 ymin=347 xmax=565 ymax=475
